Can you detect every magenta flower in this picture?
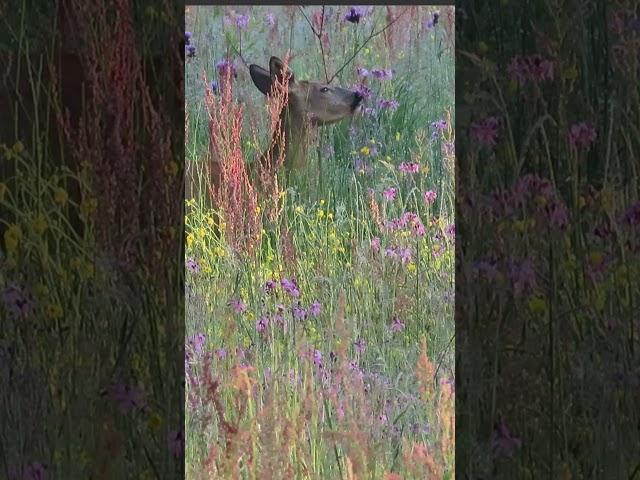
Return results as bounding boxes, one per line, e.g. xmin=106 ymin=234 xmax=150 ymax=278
xmin=293 ymin=304 xmax=307 ymax=320
xmin=264 ymin=12 xmax=276 ymax=27
xmin=345 ymin=6 xmax=365 ymax=23
xmin=235 ymin=14 xmax=250 ymax=29
xmin=567 ymin=122 xmax=597 ymax=150
xmin=423 ymin=190 xmax=437 ymax=204
xmin=399 ymin=162 xmax=420 ymax=174
xmin=377 ymin=98 xmax=400 ymax=110
xmin=216 ymin=348 xmax=227 ymax=360
xmin=507 ymin=54 xmax=554 ymax=85
xmin=309 ymin=300 xmax=321 ymax=317
xmin=371 ymin=68 xmax=394 ymax=80
xmin=383 ymin=187 xmax=397 ymax=201
xmin=470 ymin=116 xmax=501 ymax=147
xmin=412 ymin=221 xmax=426 ymax=236
xmin=186 ymin=257 xmax=199 ymax=273
xmin=107 ymin=379 xmax=146 ymax=415
xmin=168 ymin=428 xmax=184 ymax=458
xmin=264 ymin=279 xmax=277 ymax=294
xmin=256 ymin=316 xmax=269 ymax=333
xmin=356 ymin=66 xmax=369 ymax=77
xmin=371 ymin=236 xmax=381 ymax=252
xmin=391 ymin=317 xmax=405 ymax=332
xmin=281 ymin=278 xmax=300 ymax=297
xmin=230 ymin=298 xmax=246 ymax=314
xmin=354 ymin=83 xmax=373 ymax=99
xmin=216 ymin=59 xmax=237 ymax=78
xmin=398 ymin=247 xmax=413 ymax=265
xmin=313 ymin=349 xmax=323 ymax=367
xmin=354 ymin=338 xmax=367 ymax=353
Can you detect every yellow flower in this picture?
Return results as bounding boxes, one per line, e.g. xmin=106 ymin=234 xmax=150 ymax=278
xmin=528 ymin=295 xmax=546 ymax=314
xmin=317 ymin=209 xmax=325 ymax=219
xmin=34 ymin=283 xmax=50 ymax=299
xmin=295 ymin=205 xmax=303 ymax=214
xmin=327 ymin=212 xmax=333 ymax=221
xmin=12 ymin=141 xmax=24 ymax=154
xmin=395 ymin=132 xmax=401 ymax=141
xmin=197 ymin=227 xmax=207 ymax=238
xmin=4 ymin=224 xmax=21 ymax=252
xmin=279 ymin=190 xmax=287 ymax=199
xmin=80 ymin=197 xmax=97 ymax=217
xmin=364 ymin=48 xmax=370 ymax=55
xmin=220 ymin=222 xmax=226 ymax=232
xmin=147 ymin=413 xmax=162 ymax=432
xmin=256 ymin=206 xmax=261 ymax=214
xmin=320 ymin=199 xmax=325 ymax=205
xmin=564 ymin=65 xmax=578 ymax=82
xmin=31 ymin=213 xmax=49 ymax=235
xmin=53 ymin=187 xmax=68 ymax=205
xmin=407 ymin=263 xmax=417 ymax=273
xmin=0 ymin=182 xmax=7 ymax=201
xmin=214 ymin=246 xmax=225 ymax=257
xmin=360 ymin=146 xmax=370 ymax=156
xmin=186 ymin=233 xmax=194 ymax=248
xmin=46 ymin=303 xmax=64 ymax=319
xmin=588 ymin=251 xmax=603 ymax=266
xmin=206 ymin=216 xmax=214 ymax=226
xmin=478 ymin=41 xmax=489 ymax=55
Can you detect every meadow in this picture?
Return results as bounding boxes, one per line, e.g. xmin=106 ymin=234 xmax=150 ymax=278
xmin=185 ymin=5 xmax=455 ymax=479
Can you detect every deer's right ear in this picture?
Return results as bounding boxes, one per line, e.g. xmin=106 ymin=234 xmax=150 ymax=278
xmin=249 ymin=65 xmax=272 ymax=96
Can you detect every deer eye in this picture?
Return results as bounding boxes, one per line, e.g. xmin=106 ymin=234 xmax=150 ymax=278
xmin=320 ymin=87 xmax=330 ymax=93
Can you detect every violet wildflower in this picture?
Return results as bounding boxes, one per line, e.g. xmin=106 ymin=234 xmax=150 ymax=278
xmin=385 ymin=246 xmax=398 ymax=258
xmin=186 ymin=257 xmax=199 ymax=273
xmin=216 ymin=348 xmax=227 ymax=360
xmin=186 ymin=44 xmax=196 ymax=58
xmin=216 ymin=59 xmax=237 ymax=79
xmin=264 ymin=12 xmax=276 ymax=27
xmin=507 ymin=54 xmax=554 ymax=85
xmin=309 ymin=300 xmax=321 ymax=317
xmin=371 ymin=68 xmax=394 ymax=80
xmin=256 ymin=315 xmax=269 ymax=333
xmin=354 ymin=83 xmax=373 ymax=99
xmin=230 ymin=298 xmax=247 ymax=314
xmin=281 ymin=278 xmax=300 ymax=297
xmin=445 ymin=223 xmax=455 ymax=237
xmin=313 ymin=349 xmax=323 ymax=368
xmin=567 ymin=122 xmax=597 ymax=150
xmin=2 ymin=284 xmax=34 ymax=318
xmin=412 ymin=220 xmax=426 ymax=237
xmin=107 ymin=379 xmax=146 ymax=414
xmin=209 ymin=81 xmax=219 ymax=95
xmin=235 ymin=14 xmax=250 ymax=29
xmin=356 ymin=66 xmax=369 ymax=77
xmin=398 ymin=247 xmax=413 ymax=265
xmin=377 ymin=98 xmax=400 ymax=110
xmin=491 ymin=421 xmax=521 ymax=458
xmin=398 ymin=162 xmax=420 ymax=174
xmin=168 ymin=428 xmax=184 ymax=458
xmin=185 ymin=31 xmax=192 ymax=45
xmin=9 ymin=462 xmax=48 ymax=480
xmin=293 ymin=304 xmax=307 ymax=320
xmin=433 ymin=11 xmax=440 ymax=25
xmin=345 ymin=6 xmax=364 ymax=23
xmin=391 ymin=317 xmax=405 ymax=332
xmin=431 ymin=118 xmax=448 ymax=139
xmin=423 ymin=190 xmax=437 ymax=204
xmin=383 ymin=187 xmax=397 ymax=201
xmin=264 ymin=279 xmax=277 ymax=294
xmin=354 ymin=338 xmax=366 ymax=353
xmin=470 ymin=116 xmax=501 ymax=147
xmin=187 ymin=333 xmax=206 ymax=356
xmin=371 ymin=236 xmax=381 ymax=252
xmin=354 ymin=158 xmax=372 ymax=174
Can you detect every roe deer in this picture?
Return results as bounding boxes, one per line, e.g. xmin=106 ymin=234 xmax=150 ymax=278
xmin=249 ymin=56 xmax=364 ymax=172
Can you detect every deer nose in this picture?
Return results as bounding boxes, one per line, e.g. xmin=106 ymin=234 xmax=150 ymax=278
xmin=353 ymin=91 xmax=364 ymax=106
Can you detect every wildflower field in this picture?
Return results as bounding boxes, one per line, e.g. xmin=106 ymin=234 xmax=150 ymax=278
xmin=185 ymin=5 xmax=455 ymax=479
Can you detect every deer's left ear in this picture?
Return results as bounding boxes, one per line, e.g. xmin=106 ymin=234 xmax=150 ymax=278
xmin=249 ymin=65 xmax=272 ymax=96
xmin=269 ymin=56 xmax=295 ymax=84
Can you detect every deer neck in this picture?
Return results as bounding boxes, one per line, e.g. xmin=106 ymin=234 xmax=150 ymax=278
xmin=268 ymin=107 xmax=316 ymax=171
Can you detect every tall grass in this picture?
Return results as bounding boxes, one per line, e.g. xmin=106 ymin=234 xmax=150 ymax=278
xmin=186 ymin=5 xmax=455 ymax=478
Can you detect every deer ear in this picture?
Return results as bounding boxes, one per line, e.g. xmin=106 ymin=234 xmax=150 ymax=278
xmin=249 ymin=65 xmax=272 ymax=96
xmin=269 ymin=56 xmax=295 ymax=84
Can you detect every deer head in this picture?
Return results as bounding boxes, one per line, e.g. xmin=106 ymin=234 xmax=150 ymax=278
xmin=249 ymin=56 xmax=364 ymax=170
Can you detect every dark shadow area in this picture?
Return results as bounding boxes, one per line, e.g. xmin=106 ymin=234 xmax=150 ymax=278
xmin=1 ymin=1 xmax=184 ymax=477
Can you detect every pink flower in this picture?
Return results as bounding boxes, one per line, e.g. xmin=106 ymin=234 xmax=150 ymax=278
xmin=371 ymin=236 xmax=381 ymax=252
xmin=567 ymin=122 xmax=597 ymax=150
xmin=507 ymin=54 xmax=554 ymax=85
xmin=423 ymin=190 xmax=437 ymax=204
xmin=383 ymin=187 xmax=397 ymax=201
xmin=309 ymin=300 xmax=322 ymax=317
xmin=391 ymin=317 xmax=405 ymax=332
xmin=230 ymin=298 xmax=246 ymax=314
xmin=470 ymin=116 xmax=501 ymax=147
xmin=399 ymin=162 xmax=420 ymax=174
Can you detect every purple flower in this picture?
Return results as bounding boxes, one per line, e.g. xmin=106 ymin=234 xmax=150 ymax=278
xmin=356 ymin=66 xmax=369 ymax=77
xmin=491 ymin=421 xmax=521 ymax=458
xmin=264 ymin=279 xmax=277 ymax=294
xmin=354 ymin=158 xmax=372 ymax=174
xmin=107 ymin=379 xmax=146 ymax=414
xmin=235 ymin=14 xmax=250 ymax=29
xmin=345 ymin=6 xmax=364 ymax=23
xmin=185 ymin=31 xmax=193 ymax=45
xmin=354 ymin=338 xmax=366 ymax=353
xmin=391 ymin=317 xmax=405 ymax=332
xmin=230 ymin=298 xmax=246 ymax=314
xmin=445 ymin=223 xmax=455 ymax=237
xmin=187 ymin=333 xmax=206 ymax=356
xmin=256 ymin=316 xmax=269 ymax=333
xmin=309 ymin=300 xmax=321 ymax=317
xmin=399 ymin=162 xmax=420 ymax=174
xmin=377 ymin=98 xmax=400 ymax=110
xmin=2 ymin=284 xmax=34 ymax=319
xmin=567 ymin=122 xmax=597 ymax=150
xmin=264 ymin=12 xmax=276 ymax=28
xmin=385 ymin=246 xmax=397 ymax=258
xmin=354 ymin=83 xmax=373 ymax=99
xmin=433 ymin=12 xmax=440 ymax=25
xmin=383 ymin=187 xmax=397 ymax=201
xmin=186 ymin=44 xmax=196 ymax=58
xmin=313 ymin=349 xmax=323 ymax=367
xmin=423 ymin=190 xmax=437 ymax=204
xmin=293 ymin=304 xmax=307 ymax=320
xmin=430 ymin=118 xmax=448 ymax=139
xmin=398 ymin=247 xmax=413 ymax=265
xmin=216 ymin=348 xmax=227 ymax=360
xmin=186 ymin=257 xmax=200 ymax=273
xmin=216 ymin=59 xmax=237 ymax=78
xmin=371 ymin=68 xmax=394 ymax=80
xmin=168 ymin=428 xmax=184 ymax=458
xmin=281 ymin=278 xmax=300 ymax=298
xmin=470 ymin=116 xmax=501 ymax=147
xmin=209 ymin=81 xmax=219 ymax=94
xmin=507 ymin=54 xmax=554 ymax=85
xmin=412 ymin=221 xmax=426 ymax=237
xmin=508 ymin=260 xmax=537 ymax=297
xmin=371 ymin=236 xmax=381 ymax=252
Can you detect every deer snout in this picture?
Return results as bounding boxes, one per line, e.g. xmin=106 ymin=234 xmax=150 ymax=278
xmin=352 ymin=91 xmax=364 ymax=109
